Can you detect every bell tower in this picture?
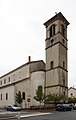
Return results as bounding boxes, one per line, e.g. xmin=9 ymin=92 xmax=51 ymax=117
xmin=44 ymin=12 xmax=69 ymax=96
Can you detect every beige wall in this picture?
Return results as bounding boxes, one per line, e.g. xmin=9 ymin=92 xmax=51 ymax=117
xmin=46 ymin=86 xmax=68 ymax=96
xmin=46 ymin=69 xmax=59 ymax=86
xmin=68 ymin=87 xmax=76 ymax=97
xmin=0 ymin=85 xmax=15 ymax=108
xmin=46 ymin=45 xmax=59 ymax=70
xmin=0 ymin=64 xmax=30 ymax=87
xmin=30 ymin=71 xmax=45 ymax=106
xmin=0 ymin=61 xmax=45 ymax=108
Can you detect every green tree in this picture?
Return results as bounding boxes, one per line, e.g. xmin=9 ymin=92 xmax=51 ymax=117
xmin=45 ymin=93 xmax=67 ymax=104
xmin=68 ymin=97 xmax=76 ymax=104
xmin=34 ymin=86 xmax=46 ymax=107
xmin=16 ymin=91 xmax=23 ymax=105
xmin=52 ymin=94 xmax=67 ymax=103
xmin=44 ymin=93 xmax=53 ymax=103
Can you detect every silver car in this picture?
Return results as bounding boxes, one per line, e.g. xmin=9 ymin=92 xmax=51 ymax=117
xmin=6 ymin=104 xmax=21 ymax=111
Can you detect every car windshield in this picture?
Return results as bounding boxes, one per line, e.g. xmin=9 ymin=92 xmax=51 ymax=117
xmin=56 ymin=104 xmax=62 ymax=106
xmin=13 ymin=105 xmax=18 ymax=107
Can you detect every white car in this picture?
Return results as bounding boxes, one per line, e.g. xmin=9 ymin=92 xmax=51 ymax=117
xmin=6 ymin=104 xmax=21 ymax=111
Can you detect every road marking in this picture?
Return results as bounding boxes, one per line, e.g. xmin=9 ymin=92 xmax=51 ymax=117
xmin=20 ymin=112 xmax=52 ymax=118
xmin=0 ymin=111 xmax=17 ymax=114
xmin=0 ymin=116 xmax=16 ymax=120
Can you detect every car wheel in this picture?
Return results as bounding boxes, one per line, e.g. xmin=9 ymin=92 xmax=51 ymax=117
xmin=11 ymin=109 xmax=13 ymax=112
xmin=64 ymin=108 xmax=66 ymax=111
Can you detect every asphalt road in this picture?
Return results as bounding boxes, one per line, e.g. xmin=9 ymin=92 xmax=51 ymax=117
xmin=19 ymin=110 xmax=76 ymax=120
xmin=0 ymin=110 xmax=76 ymax=120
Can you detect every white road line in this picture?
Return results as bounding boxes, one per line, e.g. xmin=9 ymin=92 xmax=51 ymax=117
xmin=0 ymin=116 xmax=16 ymax=120
xmin=0 ymin=111 xmax=17 ymax=114
xmin=20 ymin=112 xmax=52 ymax=118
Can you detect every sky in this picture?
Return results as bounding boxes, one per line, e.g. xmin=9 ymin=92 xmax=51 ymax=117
xmin=0 ymin=0 xmax=76 ymax=87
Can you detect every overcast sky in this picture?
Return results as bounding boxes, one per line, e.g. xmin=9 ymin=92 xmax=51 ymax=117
xmin=0 ymin=0 xmax=76 ymax=87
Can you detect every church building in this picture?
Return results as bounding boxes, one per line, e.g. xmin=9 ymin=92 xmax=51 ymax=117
xmin=0 ymin=12 xmax=69 ymax=108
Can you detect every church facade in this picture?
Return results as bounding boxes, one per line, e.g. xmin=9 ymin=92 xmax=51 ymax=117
xmin=0 ymin=12 xmax=69 ymax=108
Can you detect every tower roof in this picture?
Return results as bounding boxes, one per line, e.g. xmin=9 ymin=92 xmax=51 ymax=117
xmin=44 ymin=12 xmax=70 ymax=27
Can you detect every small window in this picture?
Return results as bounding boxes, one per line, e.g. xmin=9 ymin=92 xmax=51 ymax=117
xmin=19 ymin=72 xmax=21 ymax=79
xmin=63 ymin=61 xmax=65 ymax=69
xmin=13 ymin=74 xmax=15 ymax=81
xmin=51 ymin=39 xmax=54 ymax=45
xmin=62 ymin=39 xmax=65 ymax=44
xmin=0 ymin=81 xmax=2 ymax=85
xmin=6 ymin=93 xmax=8 ymax=100
xmin=71 ymin=93 xmax=73 ymax=96
xmin=1 ymin=94 xmax=2 ymax=100
xmin=4 ymin=79 xmax=6 ymax=84
xmin=61 ymin=24 xmax=65 ymax=36
xmin=51 ymin=61 xmax=54 ymax=69
xmin=63 ymin=92 xmax=65 ymax=96
xmin=8 ymin=77 xmax=10 ymax=82
xmin=22 ymin=92 xmax=25 ymax=100
xmin=38 ymin=86 xmax=42 ymax=91
xmin=63 ymin=79 xmax=65 ymax=86
xmin=50 ymin=24 xmax=56 ymax=37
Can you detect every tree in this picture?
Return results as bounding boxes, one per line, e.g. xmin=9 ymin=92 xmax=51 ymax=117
xmin=68 ymin=97 xmax=76 ymax=104
xmin=34 ymin=86 xmax=46 ymax=107
xmin=44 ymin=93 xmax=53 ymax=103
xmin=52 ymin=94 xmax=67 ymax=103
xmin=45 ymin=93 xmax=67 ymax=104
xmin=16 ymin=91 xmax=23 ymax=105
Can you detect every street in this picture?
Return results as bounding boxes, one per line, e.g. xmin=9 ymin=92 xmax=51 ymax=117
xmin=0 ymin=109 xmax=76 ymax=120
xmin=20 ymin=110 xmax=76 ymax=120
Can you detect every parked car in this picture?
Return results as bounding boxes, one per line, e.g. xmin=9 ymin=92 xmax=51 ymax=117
xmin=73 ymin=104 xmax=76 ymax=110
xmin=69 ymin=103 xmax=76 ymax=110
xmin=56 ymin=104 xmax=72 ymax=111
xmin=6 ymin=104 xmax=21 ymax=111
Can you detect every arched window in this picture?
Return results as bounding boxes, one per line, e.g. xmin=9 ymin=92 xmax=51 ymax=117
xmin=51 ymin=39 xmax=54 ymax=45
xmin=71 ymin=93 xmax=73 ymax=96
xmin=50 ymin=24 xmax=56 ymax=37
xmin=38 ymin=86 xmax=42 ymax=91
xmin=61 ymin=24 xmax=65 ymax=36
xmin=22 ymin=92 xmax=25 ymax=100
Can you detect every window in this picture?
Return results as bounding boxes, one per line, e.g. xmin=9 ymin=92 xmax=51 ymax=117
xmin=38 ymin=86 xmax=42 ymax=91
xmin=22 ymin=92 xmax=25 ymax=100
xmin=63 ymin=61 xmax=65 ymax=69
xmin=13 ymin=74 xmax=15 ymax=81
xmin=71 ymin=93 xmax=73 ymax=96
xmin=4 ymin=79 xmax=6 ymax=84
xmin=51 ymin=39 xmax=54 ymax=45
xmin=19 ymin=72 xmax=21 ymax=79
xmin=1 ymin=94 xmax=2 ymax=100
xmin=6 ymin=93 xmax=8 ymax=100
xmin=61 ymin=24 xmax=65 ymax=36
xmin=50 ymin=24 xmax=56 ymax=37
xmin=51 ymin=61 xmax=54 ymax=69
xmin=63 ymin=79 xmax=65 ymax=86
xmin=0 ymin=81 xmax=2 ymax=85
xmin=8 ymin=77 xmax=10 ymax=82
xmin=63 ymin=92 xmax=65 ymax=96
xmin=62 ymin=39 xmax=65 ymax=44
